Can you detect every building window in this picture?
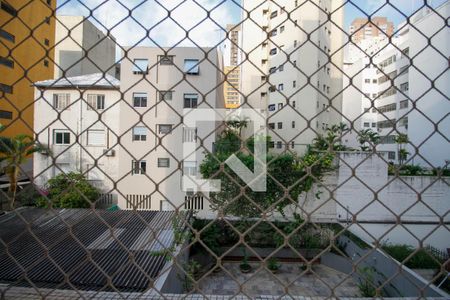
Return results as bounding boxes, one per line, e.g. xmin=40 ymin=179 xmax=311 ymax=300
xmin=87 ymin=129 xmax=105 ymax=146
xmin=400 ymin=82 xmax=409 ymax=92
xmin=183 ymin=127 xmax=197 ymax=142
xmin=1 ymin=1 xmax=17 ymax=16
xmin=44 ymin=39 xmax=50 ymax=46
xmin=53 ymin=130 xmax=70 ymax=145
xmin=45 ymin=17 xmax=50 ymax=25
xmin=292 ymin=121 xmax=295 ymax=128
xmin=46 ymin=0 xmax=52 ymax=5
xmin=388 ymin=151 xmax=396 ymax=160
xmin=53 ymin=94 xmax=70 ymax=110
xmin=364 ymin=79 xmax=370 ymax=83
xmin=0 ymin=29 xmax=15 ymax=43
xmin=278 ymin=64 xmax=284 ymax=72
xmin=184 ymin=93 xmax=198 ymax=108
xmin=268 ymin=104 xmax=275 ymax=111
xmin=184 ymin=59 xmax=200 ymax=75
xmin=363 ymin=122 xmax=370 ymax=127
xmin=87 ymin=94 xmax=105 ymax=110
xmin=183 ymin=161 xmax=197 ymax=176
xmin=277 ymin=122 xmax=283 ymax=129
xmin=280 ymin=25 xmax=285 ymax=33
xmin=0 ymin=110 xmax=12 ymax=120
xmin=44 ymin=60 xmax=49 ymax=67
xmin=268 ymin=123 xmax=275 ymax=129
xmin=294 ymin=40 xmax=297 ymax=47
xmin=293 ymin=81 xmax=296 ymax=88
xmin=0 ymin=56 xmax=14 ymax=68
xmin=132 ymin=126 xmax=147 ymax=141
xmin=158 ymin=124 xmax=172 ymax=134
xmin=269 ymin=67 xmax=277 ymax=74
xmin=278 ymin=84 xmax=284 ymax=91
xmin=132 ymin=59 xmax=148 ymax=74
xmin=372 ymin=123 xmax=377 ymax=128
xmin=278 ymin=103 xmax=283 ymax=110
xmin=159 ymin=91 xmax=173 ymax=101
xmin=269 ymin=29 xmax=277 ymax=37
xmin=276 ymin=141 xmax=282 ymax=149
xmin=157 ymin=158 xmax=170 ymax=168
xmin=158 ymin=55 xmax=174 ymax=65
xmin=291 ymin=141 xmax=295 ymax=148
xmin=133 ymin=92 xmax=147 ymax=107
xmin=270 ymin=48 xmax=277 ymax=55
xmin=270 ymin=11 xmax=278 ymax=19
xmin=132 ymin=160 xmax=147 ymax=175
xmin=372 ymin=79 xmax=377 ymax=84
xmin=400 ymin=100 xmax=409 ymax=109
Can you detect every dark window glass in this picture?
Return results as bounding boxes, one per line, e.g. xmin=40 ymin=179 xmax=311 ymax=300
xmin=1 ymin=2 xmax=17 ymax=16
xmin=0 ymin=56 xmax=14 ymax=68
xmin=0 ymin=83 xmax=13 ymax=94
xmin=0 ymin=29 xmax=15 ymax=42
xmin=0 ymin=110 xmax=12 ymax=119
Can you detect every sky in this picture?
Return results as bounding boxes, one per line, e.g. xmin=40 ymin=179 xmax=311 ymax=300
xmin=56 ymin=0 xmax=448 ymax=49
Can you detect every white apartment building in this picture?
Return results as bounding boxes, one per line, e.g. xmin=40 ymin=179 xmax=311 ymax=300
xmin=240 ymin=0 xmax=344 ymax=154
xmin=117 ymin=47 xmax=224 ymax=212
xmin=54 ymin=16 xmax=116 ymax=78
xmin=33 ymin=74 xmax=121 ymax=202
xmin=342 ymin=2 xmax=450 ymax=167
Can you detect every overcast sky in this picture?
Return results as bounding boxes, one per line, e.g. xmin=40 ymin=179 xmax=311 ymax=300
xmin=56 ymin=0 xmax=447 ymax=48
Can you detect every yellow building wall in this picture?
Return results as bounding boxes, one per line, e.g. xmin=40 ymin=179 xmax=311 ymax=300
xmin=224 ymin=66 xmax=241 ymax=109
xmin=0 ymin=0 xmax=55 ymax=137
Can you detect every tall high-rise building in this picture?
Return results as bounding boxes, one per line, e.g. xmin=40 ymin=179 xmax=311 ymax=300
xmin=54 ymin=16 xmax=116 ymax=78
xmin=349 ymin=17 xmax=394 ymax=43
xmin=223 ymin=24 xmax=242 ymax=109
xmin=240 ymin=0 xmax=344 ymax=154
xmin=0 ymin=0 xmax=56 ymax=137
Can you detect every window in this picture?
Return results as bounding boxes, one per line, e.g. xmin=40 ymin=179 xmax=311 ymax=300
xmin=53 ymin=94 xmax=70 ymax=110
xmin=184 ymin=59 xmax=199 ymax=75
xmin=183 ymin=161 xmax=197 ymax=176
xmin=278 ymin=65 xmax=284 ymax=72
xmin=158 ymin=124 xmax=172 ymax=134
xmin=45 ymin=17 xmax=50 ymax=25
xmin=270 ymin=48 xmax=277 ymax=55
xmin=280 ymin=26 xmax=285 ymax=33
xmin=0 ymin=56 xmax=14 ymax=68
xmin=0 ymin=110 xmax=12 ymax=119
xmin=0 ymin=83 xmax=12 ymax=94
xmin=269 ymin=67 xmax=277 ymax=74
xmin=158 ymin=55 xmax=174 ymax=65
xmin=87 ymin=129 xmax=105 ymax=146
xmin=400 ymin=82 xmax=409 ymax=92
xmin=268 ymin=123 xmax=275 ymax=129
xmin=292 ymin=101 xmax=296 ymax=108
xmin=87 ymin=94 xmax=105 ymax=110
xmin=291 ymin=141 xmax=295 ymax=148
xmin=268 ymin=104 xmax=276 ymax=111
xmin=276 ymin=141 xmax=282 ymax=149
xmin=269 ymin=141 xmax=275 ymax=148
xmin=363 ymin=122 xmax=370 ymax=127
xmin=44 ymin=60 xmax=49 ymax=67
xmin=269 ymin=29 xmax=277 ymax=37
xmin=388 ymin=152 xmax=396 ymax=160
xmin=270 ymin=11 xmax=278 ymax=19
xmin=44 ymin=39 xmax=49 ymax=46
xmin=372 ymin=123 xmax=377 ymax=128
xmin=372 ymin=79 xmax=377 ymax=84
xmin=294 ymin=40 xmax=297 ymax=47
xmin=278 ymin=103 xmax=283 ymax=109
xmin=1 ymin=1 xmax=17 ymax=16
xmin=132 ymin=59 xmax=148 ymax=74
xmin=400 ymin=100 xmax=409 ymax=109
xmin=183 ymin=127 xmax=197 ymax=142
xmin=133 ymin=92 xmax=147 ymax=107
xmin=184 ymin=93 xmax=198 ymax=108
xmin=46 ymin=0 xmax=52 ymax=5
xmin=277 ymin=122 xmax=283 ymax=129
xmin=132 ymin=160 xmax=146 ymax=175
xmin=158 ymin=158 xmax=170 ymax=168
xmin=278 ymin=84 xmax=284 ymax=91
xmin=132 ymin=126 xmax=147 ymax=141
xmin=53 ymin=130 xmax=70 ymax=145
xmin=292 ymin=121 xmax=295 ymax=128
xmin=0 ymin=29 xmax=15 ymax=42
xmin=365 ymin=79 xmax=370 ymax=83
xmin=159 ymin=91 xmax=173 ymax=101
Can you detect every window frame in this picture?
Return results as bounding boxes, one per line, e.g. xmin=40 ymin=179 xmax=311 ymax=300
xmin=132 ymin=160 xmax=147 ymax=175
xmin=183 ymin=93 xmax=198 ymax=108
xmin=157 ymin=158 xmax=170 ymax=168
xmin=53 ymin=129 xmax=71 ymax=145
xmin=52 ymin=94 xmax=71 ymax=110
xmin=158 ymin=124 xmax=173 ymax=135
xmin=132 ymin=59 xmax=149 ymax=74
xmin=184 ymin=59 xmax=200 ymax=75
xmin=132 ymin=126 xmax=147 ymax=141
xmin=87 ymin=94 xmax=105 ymax=111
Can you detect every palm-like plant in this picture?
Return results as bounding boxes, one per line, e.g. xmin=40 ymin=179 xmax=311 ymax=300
xmin=358 ymin=129 xmax=380 ymax=151
xmin=0 ymin=131 xmax=44 ymax=210
xmin=395 ymin=133 xmax=409 ymax=165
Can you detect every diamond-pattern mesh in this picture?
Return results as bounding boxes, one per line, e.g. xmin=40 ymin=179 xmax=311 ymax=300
xmin=0 ymin=0 xmax=449 ymax=299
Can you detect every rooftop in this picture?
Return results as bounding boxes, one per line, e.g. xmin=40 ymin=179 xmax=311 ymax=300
xmin=0 ymin=208 xmax=185 ymax=292
xmin=34 ymin=73 xmax=120 ymax=89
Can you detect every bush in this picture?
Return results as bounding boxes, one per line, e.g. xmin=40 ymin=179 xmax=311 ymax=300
xmin=15 ymin=185 xmax=43 ymax=206
xmin=37 ymin=172 xmax=100 ymax=208
xmin=382 ymin=244 xmax=440 ymax=269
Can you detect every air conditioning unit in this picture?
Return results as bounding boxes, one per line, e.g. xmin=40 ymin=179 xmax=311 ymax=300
xmin=103 ymin=149 xmax=115 ymax=157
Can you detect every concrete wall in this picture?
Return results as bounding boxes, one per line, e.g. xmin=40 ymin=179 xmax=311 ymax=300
xmin=337 ymin=235 xmax=448 ymax=297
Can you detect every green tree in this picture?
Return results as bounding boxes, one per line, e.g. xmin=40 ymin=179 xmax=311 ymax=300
xmin=37 ymin=172 xmax=100 ymax=208
xmin=312 ymin=122 xmax=350 ymax=151
xmin=358 ymin=129 xmax=380 ymax=151
xmin=0 ymin=128 xmax=45 ymax=210
xmin=200 ymin=126 xmax=334 ymax=218
xmin=395 ymin=134 xmax=409 ymax=165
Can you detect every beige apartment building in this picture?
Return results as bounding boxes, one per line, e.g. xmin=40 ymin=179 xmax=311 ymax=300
xmin=240 ymin=0 xmax=344 ymax=154
xmin=223 ymin=24 xmax=242 ymax=109
xmin=350 ymin=17 xmax=394 ymax=43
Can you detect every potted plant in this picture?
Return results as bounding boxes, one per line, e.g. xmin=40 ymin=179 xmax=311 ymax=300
xmin=239 ymin=249 xmax=252 ymax=273
xmin=267 ymin=257 xmax=281 ymax=273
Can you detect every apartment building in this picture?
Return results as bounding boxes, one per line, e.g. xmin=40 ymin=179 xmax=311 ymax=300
xmin=33 ymin=73 xmax=121 ymax=201
xmin=240 ymin=0 xmax=344 ymax=154
xmin=0 ymin=0 xmax=55 ymax=137
xmin=342 ymin=2 xmax=450 ymax=167
xmin=117 ymin=47 xmax=224 ymax=211
xmin=54 ymin=16 xmax=116 ymax=78
xmin=350 ymin=17 xmax=394 ymax=43
xmin=223 ymin=24 xmax=242 ymax=109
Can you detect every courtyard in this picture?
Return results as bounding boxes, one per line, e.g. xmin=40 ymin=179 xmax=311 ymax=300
xmin=197 ymin=262 xmax=362 ymax=297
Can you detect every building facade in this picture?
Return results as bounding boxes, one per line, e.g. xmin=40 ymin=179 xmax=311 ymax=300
xmin=54 ymin=16 xmax=116 ymax=78
xmin=342 ymin=2 xmax=450 ymax=167
xmin=223 ymin=24 xmax=242 ymax=109
xmin=240 ymin=0 xmax=344 ymax=154
xmin=0 ymin=0 xmax=56 ymax=137
xmin=350 ymin=17 xmax=394 ymax=43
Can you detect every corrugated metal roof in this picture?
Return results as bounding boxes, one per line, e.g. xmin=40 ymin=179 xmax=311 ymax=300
xmin=0 ymin=208 xmax=187 ymax=292
xmin=34 ymin=73 xmax=119 ymax=89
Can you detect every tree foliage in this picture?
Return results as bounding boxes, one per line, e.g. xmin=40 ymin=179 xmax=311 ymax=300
xmin=37 ymin=172 xmax=100 ymax=208
xmin=200 ymin=124 xmax=334 ymax=218
xmin=357 ymin=129 xmax=380 ymax=151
